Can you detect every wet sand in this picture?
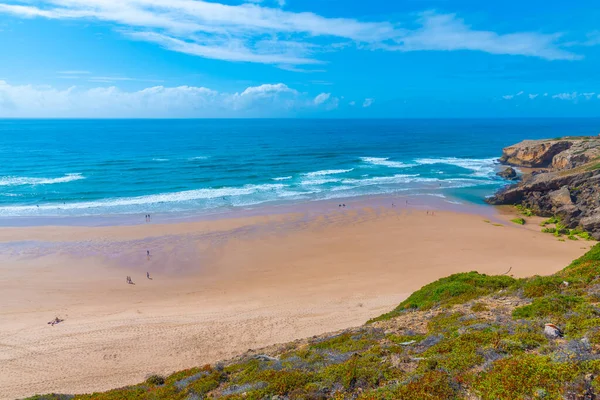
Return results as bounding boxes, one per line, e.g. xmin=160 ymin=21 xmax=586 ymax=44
xmin=0 ymin=204 xmax=591 ymax=399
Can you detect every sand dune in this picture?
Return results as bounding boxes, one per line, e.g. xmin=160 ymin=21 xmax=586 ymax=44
xmin=0 ymin=206 xmax=590 ymax=399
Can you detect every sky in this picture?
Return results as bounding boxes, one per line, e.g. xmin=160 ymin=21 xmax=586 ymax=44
xmin=0 ymin=0 xmax=599 ymax=118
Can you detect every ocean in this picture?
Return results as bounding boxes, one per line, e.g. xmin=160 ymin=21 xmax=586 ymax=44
xmin=1 ymin=118 xmax=599 ymax=220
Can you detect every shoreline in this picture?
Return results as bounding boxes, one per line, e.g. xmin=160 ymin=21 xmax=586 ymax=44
xmin=0 ymin=191 xmax=495 ymax=229
xmin=0 ymin=202 xmax=592 ymax=399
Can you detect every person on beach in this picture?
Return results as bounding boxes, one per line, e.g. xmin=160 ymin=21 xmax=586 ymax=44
xmin=147 ymin=250 xmax=150 ymax=260
xmin=147 ymin=272 xmax=152 ymax=280
xmin=48 ymin=317 xmax=63 ymax=326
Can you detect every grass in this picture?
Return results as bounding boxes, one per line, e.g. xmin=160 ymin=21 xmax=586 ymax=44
xmin=26 ymin=244 xmax=600 ymax=400
xmin=510 ymin=217 xmax=525 ymax=225
xmin=370 ymin=272 xmax=515 ymax=321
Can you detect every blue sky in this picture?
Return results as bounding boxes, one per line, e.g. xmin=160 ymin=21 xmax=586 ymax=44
xmin=0 ymin=0 xmax=599 ymax=117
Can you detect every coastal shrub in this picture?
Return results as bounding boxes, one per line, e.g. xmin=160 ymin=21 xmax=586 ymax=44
xmin=559 ymin=244 xmax=600 ymax=283
xmin=391 ymin=370 xmax=458 ymax=400
xmin=311 ymin=332 xmax=378 ymax=353
xmin=568 ymin=235 xmax=579 ymax=241
xmin=421 ymin=330 xmax=502 ymax=372
xmin=318 ymin=350 xmax=401 ymax=392
xmin=515 ymin=205 xmax=534 ymax=217
xmin=520 ymin=275 xmax=565 ymax=298
xmin=541 ymin=216 xmax=560 ymax=226
xmin=471 ymin=354 xmax=579 ymax=400
xmin=510 ymin=218 xmax=525 ymax=225
xmin=586 ymin=162 xmax=600 ymax=171
xmin=370 ymin=272 xmax=515 ymax=321
xmin=146 ymin=374 xmax=166 ymax=386
xmin=512 ymin=295 xmax=585 ymax=321
xmin=542 ymin=227 xmax=557 ymax=233
xmin=577 ymin=231 xmax=593 ymax=240
xmin=470 ymin=302 xmax=488 ymax=312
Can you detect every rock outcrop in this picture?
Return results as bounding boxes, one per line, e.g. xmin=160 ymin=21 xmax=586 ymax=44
xmin=498 ymin=136 xmax=600 ymax=169
xmin=496 ymin=167 xmax=518 ymax=180
xmin=488 ymin=136 xmax=600 ymax=239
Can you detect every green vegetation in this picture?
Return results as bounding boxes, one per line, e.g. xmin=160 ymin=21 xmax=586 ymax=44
xmin=510 ymin=217 xmax=525 ymax=225
xmin=370 ymin=272 xmax=515 ymax=321
xmin=515 ymin=204 xmax=534 ymax=217
xmin=540 ymin=216 xmax=594 ymax=239
xmin=27 ymin=244 xmax=600 ymax=400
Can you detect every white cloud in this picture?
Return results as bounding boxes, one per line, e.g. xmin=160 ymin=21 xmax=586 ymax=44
xmin=88 ymin=76 xmax=165 ymax=83
xmin=502 ymin=95 xmax=514 ymax=100
xmin=0 ymin=2 xmax=582 ymax=66
xmin=564 ymin=31 xmax=600 ymax=47
xmin=374 ymin=12 xmax=580 ymax=61
xmin=544 ymin=93 xmax=549 ymax=96
xmin=0 ymin=80 xmax=339 ymax=117
xmin=516 ymin=91 xmax=524 ymax=96
xmin=277 ymin=65 xmax=327 ymax=73
xmin=528 ymin=94 xmax=538 ymax=99
xmin=582 ymin=92 xmax=596 ymax=100
xmin=363 ymin=98 xmax=374 ymax=107
xmin=349 ymin=101 xmax=356 ymax=106
xmin=552 ymin=92 xmax=578 ymax=100
xmin=58 ymin=70 xmax=90 ymax=75
xmin=313 ymin=92 xmax=330 ymax=105
xmin=312 ymin=92 xmax=338 ymax=109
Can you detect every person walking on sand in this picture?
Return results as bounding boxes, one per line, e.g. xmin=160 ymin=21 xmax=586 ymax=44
xmin=147 ymin=250 xmax=150 ymax=261
xmin=147 ymin=272 xmax=152 ymax=280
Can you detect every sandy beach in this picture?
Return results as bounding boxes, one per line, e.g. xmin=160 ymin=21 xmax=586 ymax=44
xmin=0 ymin=203 xmax=591 ymax=399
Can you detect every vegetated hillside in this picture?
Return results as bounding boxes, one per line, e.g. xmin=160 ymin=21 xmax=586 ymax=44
xmin=28 ymin=244 xmax=600 ymax=400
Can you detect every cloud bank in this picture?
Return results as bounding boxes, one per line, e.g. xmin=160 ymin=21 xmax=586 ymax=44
xmin=0 ymin=80 xmax=355 ymax=117
xmin=0 ymin=1 xmax=582 ymax=66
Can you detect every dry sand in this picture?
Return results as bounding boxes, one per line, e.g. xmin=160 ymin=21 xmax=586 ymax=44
xmin=0 ymin=206 xmax=591 ymax=399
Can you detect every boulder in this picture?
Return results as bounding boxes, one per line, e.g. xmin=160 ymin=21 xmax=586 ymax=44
xmin=496 ymin=167 xmax=518 ymax=180
xmin=581 ymin=214 xmax=600 ymax=240
xmin=544 ymin=323 xmax=563 ymax=339
xmin=556 ymin=205 xmax=582 ymax=229
xmin=548 ymin=186 xmax=573 ymax=207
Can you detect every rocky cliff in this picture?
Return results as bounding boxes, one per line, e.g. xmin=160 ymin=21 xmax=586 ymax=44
xmin=487 ymin=135 xmax=600 ymax=239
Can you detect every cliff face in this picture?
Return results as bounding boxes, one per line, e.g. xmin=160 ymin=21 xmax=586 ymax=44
xmin=488 ymin=136 xmax=600 ymax=239
xmin=499 ymin=137 xmax=600 ymax=169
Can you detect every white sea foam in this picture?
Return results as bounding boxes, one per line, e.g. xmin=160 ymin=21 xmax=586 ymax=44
xmin=342 ymin=174 xmax=426 ymax=187
xmin=414 ymin=157 xmax=498 ymax=177
xmin=152 ymin=158 xmax=170 ymax=162
xmin=303 ymin=169 xmax=353 ymax=177
xmin=0 ymin=173 xmax=85 ymax=187
xmin=272 ymin=176 xmax=293 ymax=181
xmin=360 ymin=157 xmax=415 ymax=168
xmin=188 ymin=156 xmax=209 ymax=161
xmin=301 ymin=177 xmax=343 ymax=186
xmin=0 ymin=183 xmax=288 ymax=215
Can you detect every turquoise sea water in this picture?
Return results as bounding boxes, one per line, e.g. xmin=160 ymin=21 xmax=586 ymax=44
xmin=0 ymin=119 xmax=598 ymax=219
